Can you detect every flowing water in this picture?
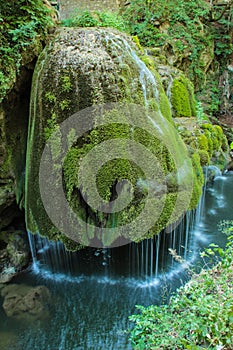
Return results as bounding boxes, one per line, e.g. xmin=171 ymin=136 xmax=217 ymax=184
xmin=1 ymin=170 xmax=233 ymax=350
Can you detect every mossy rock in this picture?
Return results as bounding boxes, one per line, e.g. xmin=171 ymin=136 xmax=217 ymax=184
xmin=198 ymin=149 xmax=210 ymax=166
xmin=171 ymin=75 xmax=196 ymax=118
xmin=25 ymin=27 xmax=201 ymax=249
xmin=201 ymin=123 xmax=226 ymax=153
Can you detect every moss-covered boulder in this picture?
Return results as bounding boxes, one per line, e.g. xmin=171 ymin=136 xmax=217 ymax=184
xmin=25 ymin=27 xmax=203 ymax=249
xmin=171 ymin=74 xmax=196 ymax=118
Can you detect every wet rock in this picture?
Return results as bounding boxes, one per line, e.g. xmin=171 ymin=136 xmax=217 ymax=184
xmin=0 ymin=267 xmax=16 ymax=284
xmin=0 ymin=184 xmax=18 ymax=230
xmin=0 ymin=184 xmax=15 ymax=212
xmin=6 ymin=234 xmax=29 ymax=267
xmin=0 ymin=230 xmax=30 ymax=283
xmin=224 ymin=160 xmax=233 ymax=173
xmin=1 ymin=284 xmax=51 ymax=321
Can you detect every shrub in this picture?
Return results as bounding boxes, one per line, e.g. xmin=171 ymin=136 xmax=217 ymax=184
xmin=0 ymin=0 xmax=54 ymax=102
xmin=61 ymin=10 xmax=128 ymax=32
xmin=129 ymin=230 xmax=233 ymax=349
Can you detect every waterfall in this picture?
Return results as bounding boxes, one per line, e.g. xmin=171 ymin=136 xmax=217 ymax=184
xmin=25 ymin=27 xmax=219 ymax=284
xmin=26 ymin=165 xmax=223 ymax=283
xmin=27 ymin=232 xmax=79 ymax=278
xmin=27 ymin=208 xmax=196 ymax=282
xmin=106 ymin=34 xmax=159 ymax=106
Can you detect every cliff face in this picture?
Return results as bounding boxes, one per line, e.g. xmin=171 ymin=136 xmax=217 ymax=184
xmin=0 ymin=0 xmax=57 ymax=279
xmin=0 ymin=68 xmax=32 ymax=227
xmin=0 ymin=0 xmax=57 ymax=225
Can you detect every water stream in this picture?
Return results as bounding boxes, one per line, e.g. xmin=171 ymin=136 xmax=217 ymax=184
xmin=1 ymin=170 xmax=232 ymax=349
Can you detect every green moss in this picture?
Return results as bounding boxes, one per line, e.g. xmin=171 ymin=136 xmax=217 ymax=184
xmin=44 ymin=112 xmax=58 ymax=140
xmin=148 ymin=98 xmax=160 ymax=112
xmin=198 ymin=149 xmax=210 ymax=166
xmin=132 ymin=35 xmax=144 ymax=53
xmin=197 ymin=133 xmax=209 ymax=152
xmin=141 ymin=55 xmax=155 ymax=71
xmin=189 ymin=152 xmax=204 ymax=209
xmin=201 ymin=128 xmax=213 ymax=156
xmin=221 ymin=134 xmax=229 ymax=152
xmin=201 ymin=123 xmax=221 ymax=152
xmin=154 ymin=71 xmax=173 ymax=122
xmin=61 ymin=75 xmax=72 ymax=92
xmin=25 ymin=28 xmax=202 ymax=249
xmin=214 ymin=125 xmax=224 ymax=148
xmin=171 ymin=75 xmax=196 ymax=118
xmin=64 ymin=146 xmax=87 ymax=201
xmin=45 ymin=92 xmax=56 ymax=103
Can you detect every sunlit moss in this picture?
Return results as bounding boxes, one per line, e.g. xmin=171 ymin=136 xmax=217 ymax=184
xmin=171 ymin=75 xmax=196 ymax=118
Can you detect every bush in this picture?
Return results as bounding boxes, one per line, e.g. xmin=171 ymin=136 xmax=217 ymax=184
xmin=129 ymin=229 xmax=233 ymax=349
xmin=0 ymin=0 xmax=54 ymax=102
xmin=121 ymin=0 xmax=233 ymax=88
xmin=61 ymin=10 xmax=128 ymax=32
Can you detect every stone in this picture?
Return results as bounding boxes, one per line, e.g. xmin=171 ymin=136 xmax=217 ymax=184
xmin=6 ymin=233 xmax=29 ymax=267
xmin=0 ymin=267 xmax=16 ymax=284
xmin=25 ymin=27 xmax=206 ymax=248
xmin=0 ymin=283 xmax=5 ymax=290
xmin=2 ymin=284 xmax=51 ymax=321
xmin=0 ymin=230 xmax=30 ymax=283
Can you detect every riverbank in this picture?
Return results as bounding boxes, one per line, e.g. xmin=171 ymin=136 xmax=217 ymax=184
xmin=130 ymin=227 xmax=233 ymax=349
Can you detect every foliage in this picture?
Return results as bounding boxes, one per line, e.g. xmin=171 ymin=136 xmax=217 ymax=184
xmin=122 ymin=0 xmax=211 ymax=83
xmin=197 ymin=78 xmax=222 ymax=117
xmin=0 ymin=0 xmax=54 ymax=102
xmin=61 ymin=10 xmax=128 ymax=32
xmin=129 ymin=228 xmax=233 ymax=349
xmin=196 ymin=101 xmax=210 ymax=123
xmin=44 ymin=112 xmax=58 ymax=140
xmin=212 ymin=9 xmax=233 ymax=61
xmin=121 ymin=0 xmax=233 ymax=88
xmin=201 ymin=123 xmax=224 ymax=152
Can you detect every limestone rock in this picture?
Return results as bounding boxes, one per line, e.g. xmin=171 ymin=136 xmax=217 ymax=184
xmin=25 ymin=27 xmax=206 ymax=248
xmin=1 ymin=284 xmax=51 ymax=321
xmin=0 ymin=267 xmax=16 ymax=284
xmin=0 ymin=230 xmax=30 ymax=283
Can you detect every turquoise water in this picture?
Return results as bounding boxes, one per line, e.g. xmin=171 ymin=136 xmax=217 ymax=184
xmin=1 ymin=173 xmax=232 ymax=350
